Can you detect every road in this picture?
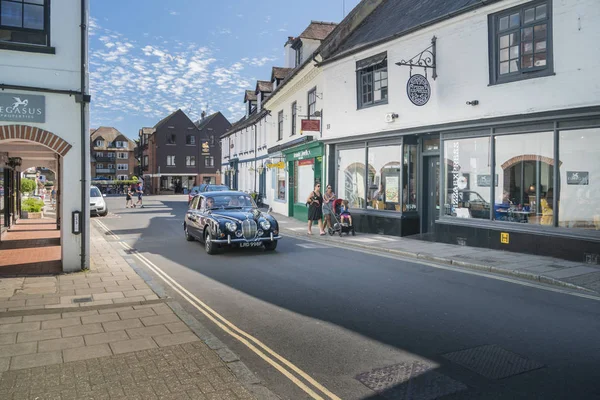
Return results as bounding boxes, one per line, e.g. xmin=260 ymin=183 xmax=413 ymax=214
xmin=95 ymin=195 xmax=600 ymax=400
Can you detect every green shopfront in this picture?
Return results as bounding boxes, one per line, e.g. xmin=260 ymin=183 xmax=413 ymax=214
xmin=283 ymin=141 xmax=324 ymax=222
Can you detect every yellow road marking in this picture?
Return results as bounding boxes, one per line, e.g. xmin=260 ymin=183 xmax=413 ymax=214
xmin=94 ymin=220 xmax=341 ymax=400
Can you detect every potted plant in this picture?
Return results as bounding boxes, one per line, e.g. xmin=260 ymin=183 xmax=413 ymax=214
xmin=21 ymin=198 xmax=45 ymax=219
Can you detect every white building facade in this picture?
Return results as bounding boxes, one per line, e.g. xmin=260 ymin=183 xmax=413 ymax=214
xmin=319 ymin=0 xmax=600 ymax=260
xmin=0 ymin=0 xmax=91 ymax=271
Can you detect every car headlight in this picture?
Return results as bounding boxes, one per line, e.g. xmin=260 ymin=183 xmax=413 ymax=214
xmin=225 ymin=222 xmax=237 ymax=232
xmin=260 ymin=220 xmax=271 ymax=230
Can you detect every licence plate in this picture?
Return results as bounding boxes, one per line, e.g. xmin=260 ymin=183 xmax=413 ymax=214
xmin=240 ymin=242 xmax=262 ymax=247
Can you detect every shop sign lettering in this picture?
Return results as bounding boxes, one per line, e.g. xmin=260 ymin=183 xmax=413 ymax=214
xmin=0 ymin=93 xmax=45 ymax=123
xmin=293 ymin=149 xmax=311 ymax=160
xmin=406 ymin=74 xmax=430 ymax=106
xmin=267 ymin=161 xmax=285 ymax=169
xmin=452 ymin=141 xmax=460 ymax=209
xmin=566 ymin=171 xmax=589 ymax=185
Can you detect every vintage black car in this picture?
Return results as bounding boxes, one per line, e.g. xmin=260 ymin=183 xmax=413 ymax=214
xmin=183 ymin=191 xmax=281 ymax=254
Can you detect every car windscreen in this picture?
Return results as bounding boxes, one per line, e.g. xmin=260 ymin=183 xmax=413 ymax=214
xmin=190 ymin=186 xmax=200 ymax=192
xmin=205 ymin=194 xmax=256 ymax=209
xmin=90 ymin=187 xmax=102 ymax=197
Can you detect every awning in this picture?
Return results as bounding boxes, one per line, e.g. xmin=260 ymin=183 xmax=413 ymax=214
xmin=356 ymin=52 xmax=387 ymax=71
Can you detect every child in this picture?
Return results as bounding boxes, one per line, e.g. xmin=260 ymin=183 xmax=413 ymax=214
xmin=340 ymin=199 xmax=353 ymax=226
xmin=125 ymin=189 xmax=133 ymax=208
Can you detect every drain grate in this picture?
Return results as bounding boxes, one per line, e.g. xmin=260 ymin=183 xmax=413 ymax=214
xmin=356 ymin=361 xmax=467 ymax=400
xmin=72 ymin=297 xmax=93 ymax=303
xmin=442 ymin=344 xmax=544 ymax=380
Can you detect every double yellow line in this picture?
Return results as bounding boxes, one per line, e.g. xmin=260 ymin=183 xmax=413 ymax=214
xmin=94 ymin=219 xmax=341 ymax=400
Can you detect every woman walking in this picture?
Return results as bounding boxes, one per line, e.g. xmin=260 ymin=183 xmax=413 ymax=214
xmin=322 ymin=184 xmax=336 ymax=232
xmin=306 ymin=183 xmax=325 ymax=235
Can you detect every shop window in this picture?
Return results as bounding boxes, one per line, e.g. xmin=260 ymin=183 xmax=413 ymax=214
xmin=489 ymin=1 xmax=552 ymax=84
xmin=356 ymin=52 xmax=388 ymax=109
xmin=337 ymin=148 xmax=366 ymax=209
xmin=277 ymin=166 xmax=286 ymax=201
xmin=403 ymin=145 xmax=418 ymax=211
xmin=558 ymin=128 xmax=600 ymax=230
xmin=294 ymin=159 xmax=315 ymax=204
xmin=495 ymin=131 xmax=553 ymax=225
xmin=367 ymin=145 xmax=401 ymax=211
xmin=0 ymin=168 xmax=4 ymax=229
xmin=443 ymin=137 xmax=491 ymax=219
xmin=0 ymin=0 xmax=49 ymax=46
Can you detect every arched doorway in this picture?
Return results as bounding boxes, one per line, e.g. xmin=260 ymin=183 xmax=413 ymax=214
xmin=0 ymin=124 xmax=72 ymax=274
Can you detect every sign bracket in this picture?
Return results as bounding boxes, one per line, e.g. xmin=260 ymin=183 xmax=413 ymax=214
xmin=395 ymin=36 xmax=437 ymax=80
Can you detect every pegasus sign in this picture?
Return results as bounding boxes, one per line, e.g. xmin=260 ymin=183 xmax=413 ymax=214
xmin=0 ymin=93 xmax=45 ymax=123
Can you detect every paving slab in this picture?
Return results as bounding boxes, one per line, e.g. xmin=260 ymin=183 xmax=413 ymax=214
xmin=543 ymin=266 xmax=600 ymax=279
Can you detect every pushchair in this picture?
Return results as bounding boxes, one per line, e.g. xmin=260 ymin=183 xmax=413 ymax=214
xmin=328 ymin=199 xmax=355 ymax=236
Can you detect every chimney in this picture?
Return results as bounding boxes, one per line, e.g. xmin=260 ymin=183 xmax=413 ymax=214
xmin=201 ymin=110 xmax=206 ymax=120
xmin=284 ymin=36 xmax=295 ymax=68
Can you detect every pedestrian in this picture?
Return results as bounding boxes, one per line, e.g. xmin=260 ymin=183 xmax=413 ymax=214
xmin=125 ymin=187 xmax=133 ymax=208
xmin=50 ymin=186 xmax=56 ymax=210
xmin=322 ymin=184 xmax=336 ymax=232
xmin=306 ymin=183 xmax=325 ymax=235
xmin=135 ymin=182 xmax=144 ymax=208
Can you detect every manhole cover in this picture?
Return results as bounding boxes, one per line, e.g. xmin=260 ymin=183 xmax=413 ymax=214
xmin=72 ymin=297 xmax=93 ymax=303
xmin=442 ymin=344 xmax=544 ymax=380
xmin=356 ymin=361 xmax=467 ymax=400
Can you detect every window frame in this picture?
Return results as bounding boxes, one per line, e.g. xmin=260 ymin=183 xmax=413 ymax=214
xmin=117 ymin=164 xmax=128 ymax=171
xmin=307 ymin=88 xmax=317 ymax=118
xmin=167 ymin=134 xmax=176 ymax=145
xmin=488 ymin=0 xmax=554 ymax=85
xmin=295 ymin=43 xmax=303 ymax=67
xmin=186 ymin=134 xmax=196 ymax=145
xmin=204 ymin=156 xmax=214 ymax=167
xmin=291 ymin=102 xmax=297 ymax=136
xmin=186 ymin=156 xmax=196 ymax=167
xmin=166 ymin=155 xmax=175 ymax=166
xmin=277 ymin=110 xmax=283 ymax=141
xmin=356 ymin=53 xmax=389 ymax=109
xmin=0 ymin=0 xmax=53 ymax=52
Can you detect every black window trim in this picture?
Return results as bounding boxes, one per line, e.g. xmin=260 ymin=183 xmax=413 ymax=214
xmin=488 ymin=0 xmax=554 ymax=86
xmin=307 ymin=87 xmax=317 ymax=118
xmin=0 ymin=0 xmax=54 ymax=53
xmin=356 ymin=52 xmax=389 ymax=110
xmin=277 ymin=110 xmax=283 ymax=141
xmin=291 ymin=101 xmax=297 ymax=136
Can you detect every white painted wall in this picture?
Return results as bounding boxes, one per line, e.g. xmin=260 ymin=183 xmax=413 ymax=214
xmin=0 ymin=0 xmax=90 ymax=272
xmin=322 ymin=0 xmax=600 ymax=140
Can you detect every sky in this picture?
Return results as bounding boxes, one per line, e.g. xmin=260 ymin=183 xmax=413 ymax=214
xmin=89 ymin=0 xmax=361 ymax=139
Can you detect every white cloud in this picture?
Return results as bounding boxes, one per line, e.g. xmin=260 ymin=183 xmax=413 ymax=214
xmin=89 ymin=20 xmax=278 ymax=127
xmin=168 ymin=10 xmax=179 ymax=16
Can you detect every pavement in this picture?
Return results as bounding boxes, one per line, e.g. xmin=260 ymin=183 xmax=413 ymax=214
xmin=0 ymin=218 xmax=272 ymax=399
xmin=272 ymin=212 xmax=600 ymax=294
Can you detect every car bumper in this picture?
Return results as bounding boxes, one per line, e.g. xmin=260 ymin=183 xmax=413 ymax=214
xmin=90 ymin=205 xmax=106 ymax=214
xmin=211 ymin=233 xmax=282 ymax=244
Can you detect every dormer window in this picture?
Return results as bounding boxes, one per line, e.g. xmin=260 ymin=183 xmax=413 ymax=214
xmin=95 ymin=139 xmax=104 ymax=147
xmin=295 ymin=43 xmax=303 ymax=67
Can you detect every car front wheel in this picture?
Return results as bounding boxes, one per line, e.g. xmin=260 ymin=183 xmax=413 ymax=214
xmin=263 ymin=241 xmax=278 ymax=251
xmin=204 ymin=230 xmax=217 ymax=255
xmin=99 ymin=209 xmax=108 ymax=217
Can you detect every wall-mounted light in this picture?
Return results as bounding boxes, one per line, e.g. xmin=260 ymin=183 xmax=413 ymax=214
xmin=315 ymin=93 xmax=323 ymax=99
xmin=466 ymin=100 xmax=479 ymax=106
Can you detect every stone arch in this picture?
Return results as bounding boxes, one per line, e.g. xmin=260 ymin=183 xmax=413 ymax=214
xmin=0 ymin=124 xmax=72 ymax=157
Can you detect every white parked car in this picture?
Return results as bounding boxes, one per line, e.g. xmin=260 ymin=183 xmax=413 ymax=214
xmin=90 ymin=186 xmax=108 ymax=217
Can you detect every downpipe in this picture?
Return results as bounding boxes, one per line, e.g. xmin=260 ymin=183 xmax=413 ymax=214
xmin=79 ymin=0 xmax=88 ymax=270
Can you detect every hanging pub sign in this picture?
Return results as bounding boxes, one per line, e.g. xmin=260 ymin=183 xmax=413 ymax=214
xmin=406 ymin=74 xmax=431 ymax=106
xmin=201 ymin=141 xmax=210 ymax=154
xmin=0 ymin=93 xmax=45 ymax=123
xmin=301 ymin=119 xmax=320 ymax=132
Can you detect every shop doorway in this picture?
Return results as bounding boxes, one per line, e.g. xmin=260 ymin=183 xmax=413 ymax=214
xmin=422 ymin=156 xmax=440 ymax=234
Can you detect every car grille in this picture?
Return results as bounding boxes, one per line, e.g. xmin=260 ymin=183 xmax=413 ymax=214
xmin=241 ymin=219 xmax=257 ymax=240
